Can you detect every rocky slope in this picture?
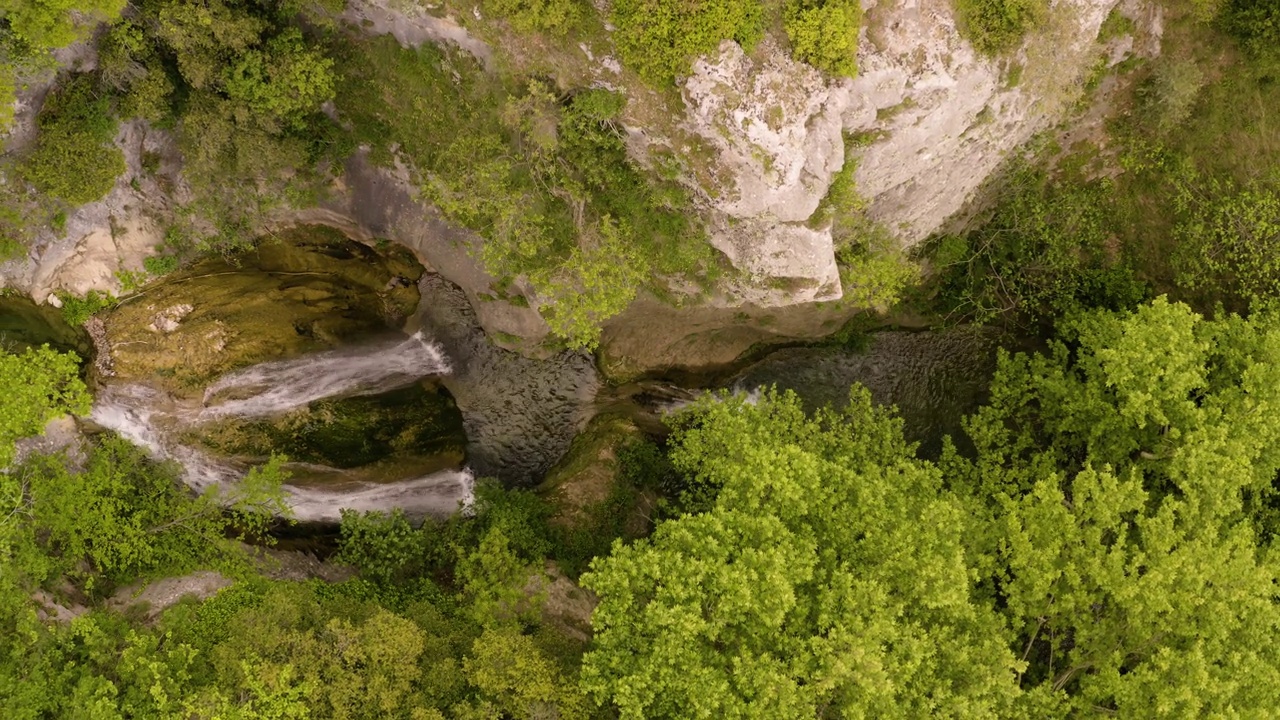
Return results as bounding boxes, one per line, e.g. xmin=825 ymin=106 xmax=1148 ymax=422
xmin=0 ymin=0 xmax=1150 ymax=363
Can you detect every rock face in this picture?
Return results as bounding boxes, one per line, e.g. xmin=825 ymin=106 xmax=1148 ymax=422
xmin=680 ymin=39 xmax=849 ymax=303
xmin=669 ymin=0 xmax=1128 ymax=300
xmin=848 ymin=0 xmax=1126 ymax=242
xmin=0 ymin=119 xmax=179 ymax=302
xmin=682 ymin=40 xmax=848 ymax=305
xmin=413 ymin=273 xmax=599 ymax=485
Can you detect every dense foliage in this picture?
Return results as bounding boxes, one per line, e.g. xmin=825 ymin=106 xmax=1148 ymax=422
xmin=583 ymin=297 xmax=1280 ymax=716
xmin=610 ymin=0 xmax=764 ymax=84
xmin=783 ymin=0 xmax=861 ymax=77
xmin=0 ymin=0 xmax=126 ymax=128
xmin=333 ymin=38 xmax=710 ymax=347
xmin=946 ymin=297 xmax=1280 ymax=714
xmin=953 ymin=0 xmax=1046 ymax=54
xmin=584 ymin=389 xmax=1021 ymax=717
xmin=20 ymin=75 xmax=124 ymax=205
xmin=928 ymin=163 xmax=1147 ymax=325
xmin=97 ymin=0 xmax=341 ymax=250
xmin=6 ymin=1 xmax=1280 ymax=717
xmin=0 ymin=344 xmax=88 ymax=467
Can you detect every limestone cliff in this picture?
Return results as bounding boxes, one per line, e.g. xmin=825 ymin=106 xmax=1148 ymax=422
xmin=0 ymin=0 xmax=1148 ymax=344
xmin=661 ymin=0 xmax=1134 ymax=305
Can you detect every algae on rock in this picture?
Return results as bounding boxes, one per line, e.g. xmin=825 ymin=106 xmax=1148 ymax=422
xmin=191 ymin=381 xmax=467 ymax=479
xmin=103 ymin=225 xmax=423 ymax=392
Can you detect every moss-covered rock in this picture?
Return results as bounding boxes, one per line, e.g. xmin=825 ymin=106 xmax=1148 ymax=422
xmin=189 ymin=381 xmax=466 ymax=476
xmin=538 ymin=413 xmax=646 ymax=529
xmin=104 ymin=225 xmax=423 ymax=392
xmin=0 ymin=295 xmax=91 ymax=356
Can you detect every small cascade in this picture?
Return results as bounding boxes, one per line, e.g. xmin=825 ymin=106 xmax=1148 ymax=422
xmin=201 ymin=332 xmax=450 ymax=420
xmin=90 ymin=333 xmax=472 ymax=520
xmin=287 ymin=469 xmax=475 ymax=523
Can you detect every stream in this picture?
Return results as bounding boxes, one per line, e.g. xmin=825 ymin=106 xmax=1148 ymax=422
xmin=5 ymin=226 xmax=1002 ymax=524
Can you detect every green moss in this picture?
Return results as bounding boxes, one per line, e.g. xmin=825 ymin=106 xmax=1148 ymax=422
xmin=103 ymin=225 xmax=423 ymax=390
xmin=193 ymin=383 xmax=466 ymax=471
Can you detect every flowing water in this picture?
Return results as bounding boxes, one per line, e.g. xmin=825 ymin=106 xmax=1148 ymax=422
xmin=54 ymin=226 xmax=999 ymax=526
xmin=90 ymin=333 xmax=474 ymax=522
xmin=201 ymin=332 xmax=451 ymax=420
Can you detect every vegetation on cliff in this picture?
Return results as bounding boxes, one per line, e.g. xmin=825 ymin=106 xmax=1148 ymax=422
xmin=4 ymin=0 xmax=1280 ymax=717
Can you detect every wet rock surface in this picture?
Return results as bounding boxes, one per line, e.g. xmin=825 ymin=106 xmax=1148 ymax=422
xmin=103 ymin=225 xmax=421 ymax=391
xmin=729 ymin=328 xmax=1002 ymax=456
xmin=192 ymin=381 xmax=467 ymax=477
xmin=413 ymin=273 xmax=599 ymax=485
xmin=0 ymin=295 xmax=91 ymax=355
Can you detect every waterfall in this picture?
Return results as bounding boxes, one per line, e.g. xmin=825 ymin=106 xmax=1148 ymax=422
xmin=201 ymin=332 xmax=451 ymax=420
xmin=90 ymin=333 xmax=473 ymax=520
xmin=286 ymin=469 xmax=475 ymax=523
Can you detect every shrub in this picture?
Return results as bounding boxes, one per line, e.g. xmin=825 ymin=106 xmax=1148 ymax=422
xmin=953 ymin=0 xmax=1047 ymax=55
xmin=1141 ymin=56 xmax=1206 ymax=132
xmin=21 ymin=75 xmax=125 ymax=205
xmin=143 ymin=254 xmax=180 ymax=276
xmin=1222 ymin=0 xmax=1280 ymax=72
xmin=783 ymin=0 xmax=861 ymax=77
xmin=483 ymin=0 xmax=584 ymax=34
xmin=1172 ymin=175 xmax=1280 ymax=308
xmin=929 ymin=163 xmax=1147 ymax=323
xmin=536 ymin=215 xmax=647 ymax=349
xmin=611 ymin=0 xmax=765 ymax=84
xmin=811 ymin=144 xmax=918 ymax=308
xmin=57 ymin=289 xmax=114 ymax=326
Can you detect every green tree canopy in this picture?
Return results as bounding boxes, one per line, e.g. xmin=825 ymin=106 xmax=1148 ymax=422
xmin=610 ymin=0 xmax=765 ymax=84
xmin=783 ymin=0 xmax=861 ymax=77
xmin=0 ymin=344 xmax=88 ymax=468
xmin=0 ymin=0 xmax=126 ymax=128
xmin=946 ymin=296 xmax=1280 ymax=714
xmin=0 ymin=0 xmax=124 ymax=51
xmin=582 ymin=389 xmax=1023 ymax=718
xmin=20 ymin=74 xmax=125 ymax=205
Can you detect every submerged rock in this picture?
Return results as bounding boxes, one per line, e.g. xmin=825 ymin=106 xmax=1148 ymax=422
xmin=730 ymin=328 xmax=1002 ymax=457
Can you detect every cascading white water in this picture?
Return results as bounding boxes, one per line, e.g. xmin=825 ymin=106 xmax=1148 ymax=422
xmin=90 ymin=333 xmax=473 ymax=520
xmin=286 ymin=468 xmax=476 ymax=523
xmin=201 ymin=332 xmax=451 ymax=420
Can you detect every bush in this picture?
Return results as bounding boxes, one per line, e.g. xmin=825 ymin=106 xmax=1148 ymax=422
xmin=1222 ymin=0 xmax=1280 ymax=73
xmin=812 ymin=145 xmax=918 ymax=308
xmin=929 ymin=163 xmax=1147 ymax=323
xmin=1172 ymin=174 xmax=1280 ymax=309
xmin=611 ymin=0 xmax=765 ymax=84
xmin=57 ymin=289 xmax=114 ymax=326
xmin=483 ymin=0 xmax=584 ymax=34
xmin=783 ymin=0 xmax=861 ymax=77
xmin=1141 ymin=56 xmax=1206 ymax=132
xmin=21 ymin=75 xmax=125 ymax=205
xmin=954 ymin=0 xmax=1047 ymax=54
